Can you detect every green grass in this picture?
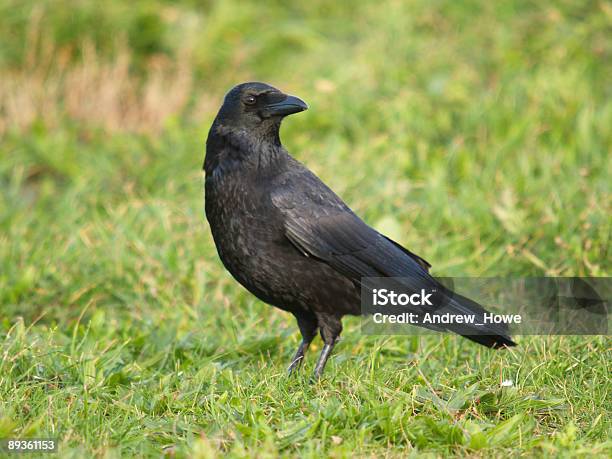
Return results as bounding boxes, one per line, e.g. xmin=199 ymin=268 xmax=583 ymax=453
xmin=1 ymin=0 xmax=611 ymax=457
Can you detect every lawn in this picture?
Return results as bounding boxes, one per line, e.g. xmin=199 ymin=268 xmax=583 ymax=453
xmin=0 ymin=0 xmax=610 ymax=457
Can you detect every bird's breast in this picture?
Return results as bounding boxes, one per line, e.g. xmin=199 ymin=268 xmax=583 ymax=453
xmin=205 ymin=175 xmax=289 ymax=287
xmin=204 ymin=170 xmax=361 ymax=315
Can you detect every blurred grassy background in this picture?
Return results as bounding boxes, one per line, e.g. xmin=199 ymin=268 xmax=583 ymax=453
xmin=0 ymin=0 xmax=610 ymax=457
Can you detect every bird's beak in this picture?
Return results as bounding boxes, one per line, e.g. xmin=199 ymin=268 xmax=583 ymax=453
xmin=262 ymin=94 xmax=308 ymax=118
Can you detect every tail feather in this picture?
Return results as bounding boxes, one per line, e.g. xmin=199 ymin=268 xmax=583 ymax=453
xmin=443 ymin=291 xmax=517 ymax=348
xmin=463 ymin=333 xmax=516 ymax=349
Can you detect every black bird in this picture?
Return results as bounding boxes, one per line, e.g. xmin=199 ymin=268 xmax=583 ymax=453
xmin=204 ymin=82 xmax=515 ymax=378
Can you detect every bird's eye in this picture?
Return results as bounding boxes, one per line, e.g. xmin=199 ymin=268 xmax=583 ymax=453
xmin=244 ymin=95 xmax=257 ymax=105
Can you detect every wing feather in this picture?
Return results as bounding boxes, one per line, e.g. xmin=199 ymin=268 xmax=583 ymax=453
xmin=271 ymin=176 xmax=431 ymax=282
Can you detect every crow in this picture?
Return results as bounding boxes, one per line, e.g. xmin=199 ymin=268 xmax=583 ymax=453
xmin=204 ymin=82 xmax=515 ymax=378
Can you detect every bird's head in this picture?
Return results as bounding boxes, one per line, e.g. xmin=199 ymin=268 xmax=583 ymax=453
xmin=213 ymin=82 xmax=308 ymax=135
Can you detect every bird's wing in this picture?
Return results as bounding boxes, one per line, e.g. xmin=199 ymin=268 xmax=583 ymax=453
xmin=270 ymin=168 xmax=516 ymax=347
xmin=270 ymin=171 xmax=431 ymax=282
xmin=381 ymin=235 xmax=431 ymax=272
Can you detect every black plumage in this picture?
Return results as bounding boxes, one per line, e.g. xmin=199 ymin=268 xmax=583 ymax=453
xmin=204 ymin=82 xmax=515 ymax=378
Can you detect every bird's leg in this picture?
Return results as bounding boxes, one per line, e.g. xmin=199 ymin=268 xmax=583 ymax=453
xmin=287 ymin=339 xmax=311 ymax=373
xmin=287 ymin=312 xmax=318 ymax=374
xmin=312 ymin=313 xmax=343 ymax=379
xmin=313 ymin=341 xmax=337 ymax=378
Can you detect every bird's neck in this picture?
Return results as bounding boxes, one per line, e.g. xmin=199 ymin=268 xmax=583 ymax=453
xmin=204 ymin=123 xmax=287 ymax=177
